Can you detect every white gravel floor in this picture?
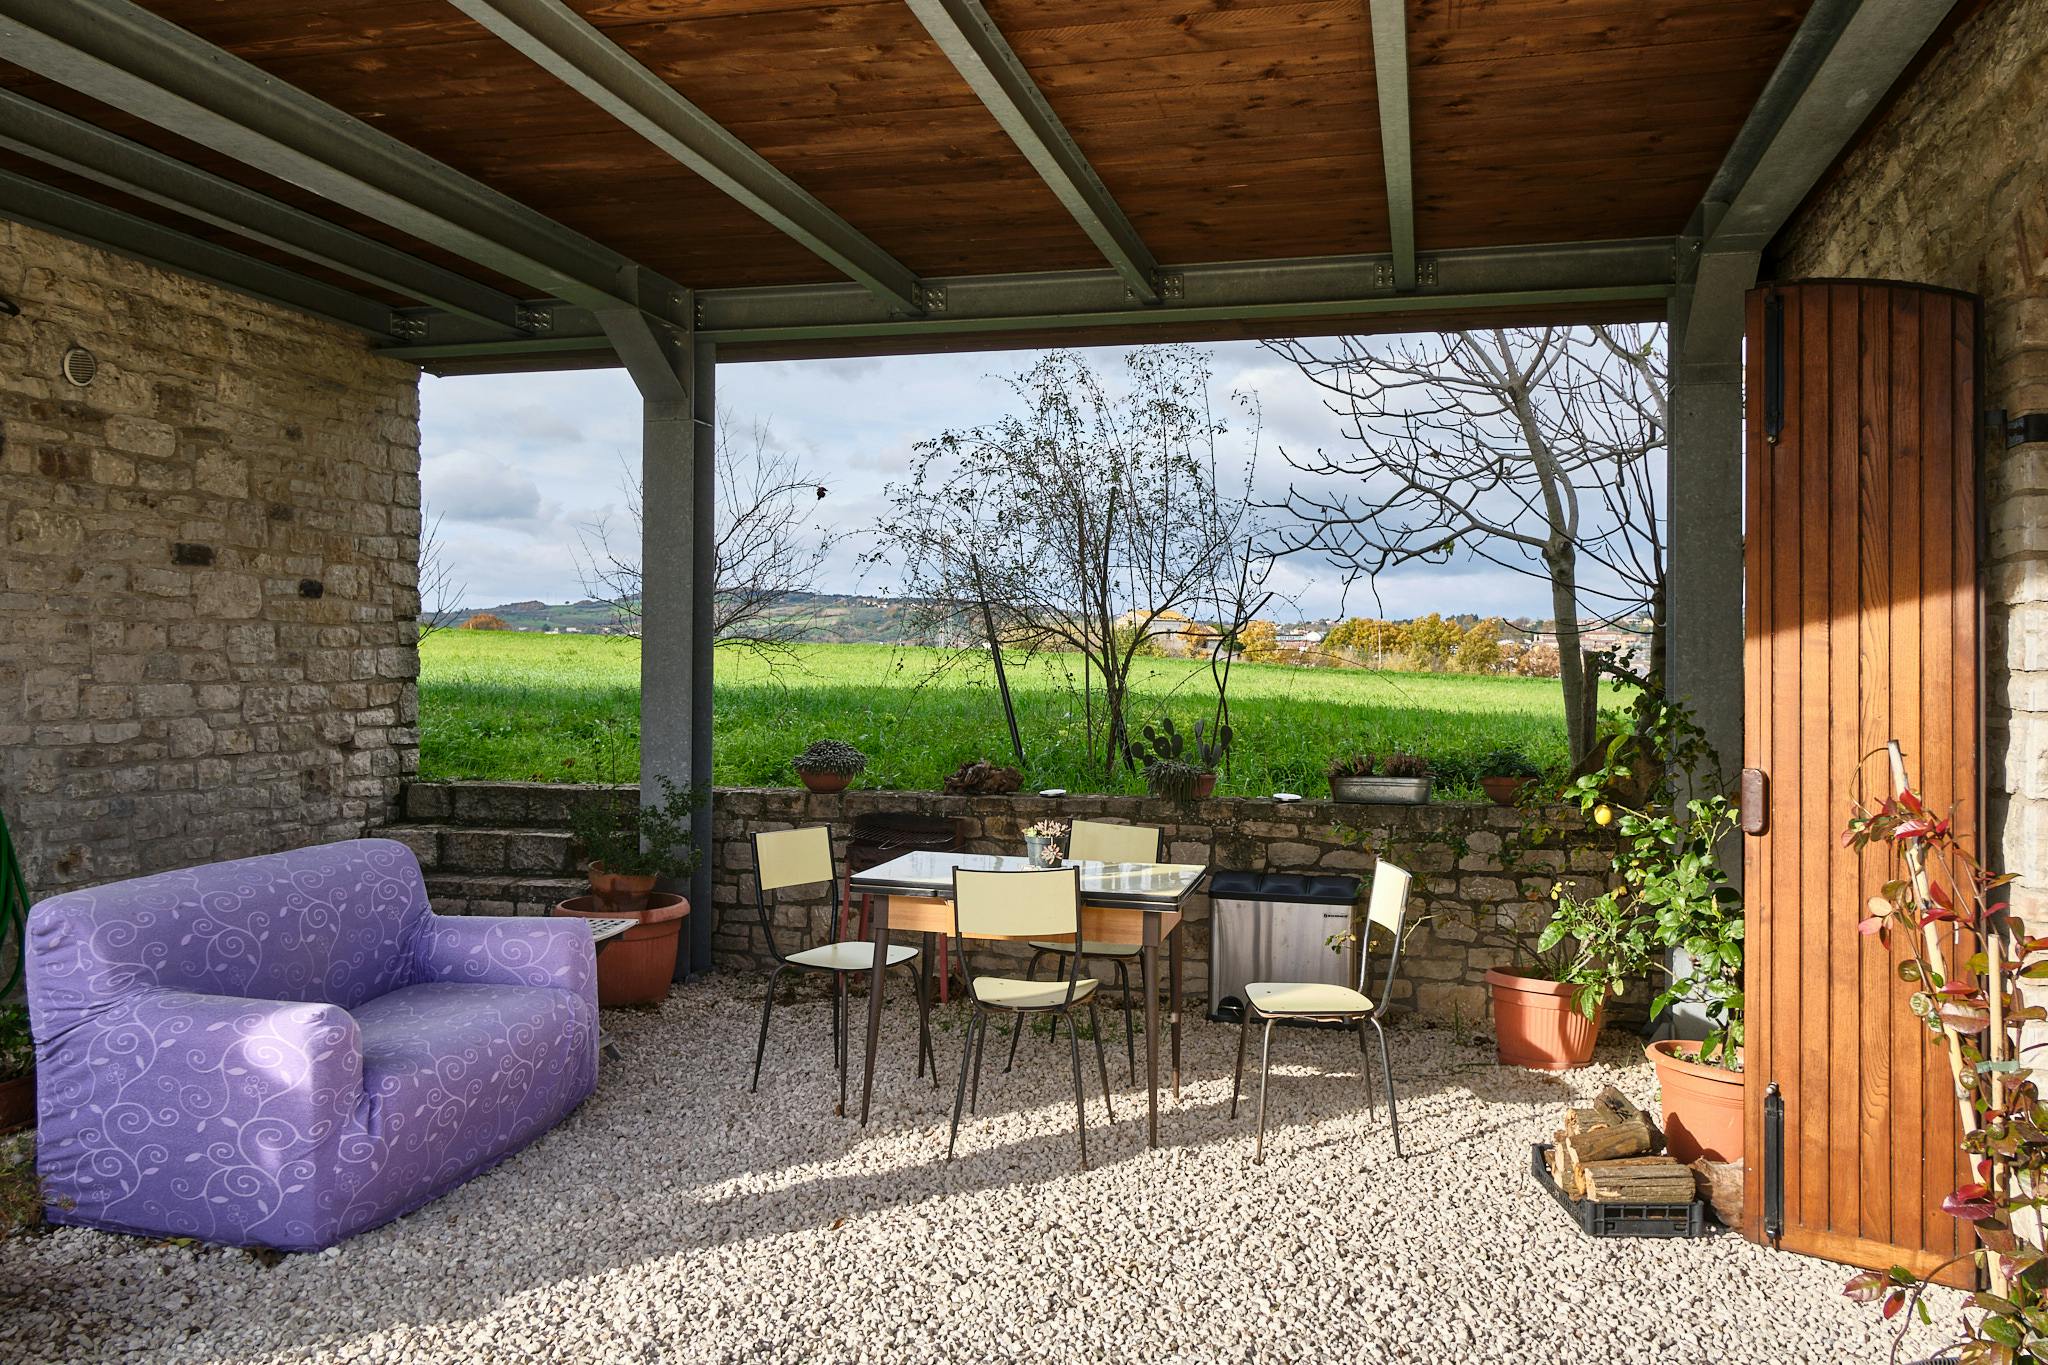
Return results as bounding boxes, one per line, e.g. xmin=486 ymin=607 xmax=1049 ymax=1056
xmin=0 ymin=974 xmax=1960 ymax=1365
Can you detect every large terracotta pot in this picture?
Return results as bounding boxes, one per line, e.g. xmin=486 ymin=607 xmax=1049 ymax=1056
xmin=554 ymin=893 xmax=690 ymax=1006
xmin=1647 ymin=1040 xmax=1745 ymax=1163
xmin=1480 ymin=776 xmax=1531 ymax=806
xmin=0 ymin=1072 xmax=32 ymax=1134
xmin=587 ymin=861 xmax=659 ymax=914
xmin=1486 ymin=968 xmax=1602 ymax=1071
xmin=798 ymin=771 xmax=852 ymax=794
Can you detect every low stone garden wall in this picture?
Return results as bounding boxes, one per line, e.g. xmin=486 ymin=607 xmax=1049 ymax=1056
xmin=389 ymin=781 xmax=1621 ymax=1025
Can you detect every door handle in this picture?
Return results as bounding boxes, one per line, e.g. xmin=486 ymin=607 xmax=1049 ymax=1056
xmin=1739 ymin=767 xmax=1769 ymax=835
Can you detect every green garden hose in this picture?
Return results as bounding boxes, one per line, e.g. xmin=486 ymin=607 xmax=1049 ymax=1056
xmin=0 ymin=810 xmax=27 ymax=1000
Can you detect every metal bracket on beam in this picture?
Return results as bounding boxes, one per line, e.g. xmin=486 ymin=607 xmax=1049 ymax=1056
xmin=389 ymin=315 xmax=429 ymax=342
xmin=515 ymin=304 xmax=554 ymax=333
xmin=913 ymin=283 xmax=948 ymax=315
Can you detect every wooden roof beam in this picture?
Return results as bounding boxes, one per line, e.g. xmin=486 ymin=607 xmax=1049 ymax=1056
xmin=1367 ymin=0 xmax=1416 ymax=292
xmin=903 ymin=0 xmax=1164 ymax=305
xmin=448 ymin=0 xmax=926 ymax=315
xmin=0 ymin=0 xmax=692 ymax=330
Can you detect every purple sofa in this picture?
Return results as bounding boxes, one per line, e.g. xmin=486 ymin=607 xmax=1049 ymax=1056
xmin=26 ymin=838 xmax=599 ymax=1251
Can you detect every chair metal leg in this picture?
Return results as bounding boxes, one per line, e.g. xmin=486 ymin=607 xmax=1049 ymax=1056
xmin=1004 ymin=1007 xmax=1025 ymax=1073
xmin=969 ymin=1004 xmax=990 ymax=1114
xmin=1115 ymin=959 xmax=1137 ymax=1082
xmin=751 ymin=966 xmax=786 ymax=1093
xmin=1230 ymin=1007 xmax=1250 ymax=1119
xmin=1371 ymin=1016 xmax=1403 ymax=1158
xmin=1088 ymin=999 xmax=1115 ymax=1123
xmin=1254 ymin=1018 xmax=1276 ymax=1165
xmin=1068 ymin=1005 xmax=1089 ymax=1170
xmin=1357 ymin=1015 xmax=1377 ymax=1120
xmin=947 ymin=1011 xmax=979 ymax=1160
xmin=835 ymin=972 xmax=849 ymax=1119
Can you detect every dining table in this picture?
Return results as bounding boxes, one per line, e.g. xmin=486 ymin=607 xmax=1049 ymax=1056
xmin=846 ymin=850 xmax=1209 ymax=1148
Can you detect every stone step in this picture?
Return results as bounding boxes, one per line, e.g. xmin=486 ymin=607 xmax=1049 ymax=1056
xmin=424 ymin=873 xmax=587 ymax=919
xmin=381 ymin=823 xmax=577 ymax=876
xmin=401 ymin=780 xmax=630 ymax=829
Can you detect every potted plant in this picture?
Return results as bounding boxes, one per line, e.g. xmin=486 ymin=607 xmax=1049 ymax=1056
xmin=0 ymin=1006 xmax=31 ymax=1133
xmin=1328 ymin=751 xmax=1432 ymax=804
xmin=557 ymin=776 xmax=699 ymax=1006
xmin=1560 ymin=697 xmax=1746 ymax=1157
xmin=1021 ymin=819 xmax=1068 ymax=866
xmin=1478 ymin=748 xmax=1540 ymax=806
xmin=1127 ymin=717 xmax=1229 ymax=802
xmin=1482 ymin=870 xmax=1658 ymax=1071
xmin=793 ymin=740 xmax=866 ymax=794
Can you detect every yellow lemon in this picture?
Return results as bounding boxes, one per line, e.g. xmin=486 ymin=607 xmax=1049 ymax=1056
xmin=1593 ymin=805 xmax=1613 ymax=827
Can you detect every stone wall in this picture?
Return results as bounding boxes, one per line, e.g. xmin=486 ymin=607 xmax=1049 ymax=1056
xmin=0 ymin=220 xmax=423 ymax=898
xmin=1771 ymin=0 xmax=2048 ymax=923
xmin=392 ymin=780 xmax=1618 ymax=1023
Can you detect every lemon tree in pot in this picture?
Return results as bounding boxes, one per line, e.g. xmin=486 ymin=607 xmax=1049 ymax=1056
xmin=793 ymin=740 xmax=866 ymax=794
xmin=1561 ymin=697 xmax=1746 ymax=1161
xmin=558 ymin=777 xmax=700 ymax=1006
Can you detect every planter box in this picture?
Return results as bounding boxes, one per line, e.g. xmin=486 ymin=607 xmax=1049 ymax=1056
xmin=1329 ymin=775 xmax=1431 ymax=804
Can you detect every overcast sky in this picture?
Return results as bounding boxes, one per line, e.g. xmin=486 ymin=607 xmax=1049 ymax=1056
xmin=418 ymin=338 xmax=1627 ymax=622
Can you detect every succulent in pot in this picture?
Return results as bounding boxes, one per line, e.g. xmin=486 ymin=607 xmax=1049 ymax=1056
xmin=1328 ymin=751 xmax=1432 ymax=804
xmin=1478 ymin=747 xmax=1541 ymax=806
xmin=792 ymin=740 xmax=867 ymax=794
xmin=1125 ymin=717 xmax=1229 ymax=803
xmin=560 ymin=776 xmax=700 ymax=1006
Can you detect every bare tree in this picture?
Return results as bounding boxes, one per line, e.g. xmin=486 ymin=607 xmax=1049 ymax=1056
xmin=577 ymin=418 xmax=842 ymax=660
xmin=871 ymin=347 xmax=1264 ymax=779
xmin=1262 ymin=325 xmax=1666 ymax=759
xmin=416 ymin=507 xmax=468 ymax=643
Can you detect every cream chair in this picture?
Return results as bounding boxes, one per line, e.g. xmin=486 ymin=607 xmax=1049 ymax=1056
xmin=750 ymin=826 xmax=933 ymax=1116
xmin=1011 ymin=818 xmax=1161 ymax=1080
xmin=948 ymin=865 xmax=1116 ymax=1169
xmin=1230 ymin=861 xmax=1412 ymax=1161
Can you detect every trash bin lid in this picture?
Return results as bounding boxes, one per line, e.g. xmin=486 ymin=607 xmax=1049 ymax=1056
xmin=1208 ymin=871 xmax=1359 ymax=904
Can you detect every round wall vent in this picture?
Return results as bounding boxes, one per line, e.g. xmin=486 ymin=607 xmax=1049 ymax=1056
xmin=61 ymin=346 xmax=98 ymax=387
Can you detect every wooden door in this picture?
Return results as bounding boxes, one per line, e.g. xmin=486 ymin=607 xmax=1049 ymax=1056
xmin=1742 ymin=279 xmax=1981 ymax=1278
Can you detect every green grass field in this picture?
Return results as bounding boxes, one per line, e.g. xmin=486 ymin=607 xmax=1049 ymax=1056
xmin=418 ymin=632 xmax=1607 ymax=799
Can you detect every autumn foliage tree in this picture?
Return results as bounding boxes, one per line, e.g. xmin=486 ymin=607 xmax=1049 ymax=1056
xmin=460 ymin=612 xmax=509 ymax=631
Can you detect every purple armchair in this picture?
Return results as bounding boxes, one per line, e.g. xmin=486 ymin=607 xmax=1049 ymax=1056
xmin=26 ymin=838 xmax=598 ymax=1251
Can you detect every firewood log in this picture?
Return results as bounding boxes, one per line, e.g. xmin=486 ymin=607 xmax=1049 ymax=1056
xmin=1580 ymin=1158 xmax=1696 ymax=1202
xmin=1560 ymin=1116 xmax=1655 ymax=1166
xmin=1690 ymin=1159 xmax=1744 ymax=1226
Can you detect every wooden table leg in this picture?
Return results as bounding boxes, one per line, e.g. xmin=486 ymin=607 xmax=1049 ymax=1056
xmin=1142 ymin=939 xmax=1160 ymax=1149
xmin=1169 ymin=921 xmax=1183 ymax=1101
xmin=859 ymin=894 xmax=889 ymax=1125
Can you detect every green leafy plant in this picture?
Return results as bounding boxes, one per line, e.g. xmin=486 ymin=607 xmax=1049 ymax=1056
xmin=1479 ymin=747 xmax=1540 ymax=779
xmin=561 ymin=720 xmax=700 ymax=882
xmin=1843 ymin=773 xmax=2034 ymax=1361
xmin=1126 ymin=717 xmax=1228 ymax=802
xmin=1559 ymin=699 xmax=1743 ymax=1063
xmin=792 ymin=740 xmax=867 ymax=777
xmin=1539 ymin=882 xmax=1660 ymax=1018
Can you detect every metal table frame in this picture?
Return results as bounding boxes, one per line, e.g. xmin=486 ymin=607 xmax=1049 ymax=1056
xmin=847 ymin=852 xmax=1206 ymax=1148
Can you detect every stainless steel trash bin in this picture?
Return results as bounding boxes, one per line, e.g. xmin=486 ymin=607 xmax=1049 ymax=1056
xmin=1207 ymin=871 xmax=1362 ymax=1021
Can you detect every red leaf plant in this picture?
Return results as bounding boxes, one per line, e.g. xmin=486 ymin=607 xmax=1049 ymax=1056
xmin=1844 ymin=745 xmax=2037 ymax=1365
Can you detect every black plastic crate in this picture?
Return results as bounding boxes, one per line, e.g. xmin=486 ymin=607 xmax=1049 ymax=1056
xmin=1531 ymin=1142 xmax=1710 ymax=1239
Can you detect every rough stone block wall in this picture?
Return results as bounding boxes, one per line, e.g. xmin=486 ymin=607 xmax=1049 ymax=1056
xmin=392 ymin=780 xmax=1622 ymax=1024
xmin=0 ymin=220 xmax=422 ymax=897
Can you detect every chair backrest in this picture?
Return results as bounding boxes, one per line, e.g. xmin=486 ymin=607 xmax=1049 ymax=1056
xmin=1357 ymin=861 xmax=1413 ymax=1001
xmin=1067 ymin=819 xmax=1160 ymax=865
xmin=755 ymin=826 xmax=835 ymax=892
xmin=952 ymin=865 xmax=1080 ymax=940
xmin=751 ymin=826 xmax=838 ymax=962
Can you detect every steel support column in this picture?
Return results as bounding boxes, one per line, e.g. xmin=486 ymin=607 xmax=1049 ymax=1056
xmin=600 ymin=311 xmax=716 ymax=979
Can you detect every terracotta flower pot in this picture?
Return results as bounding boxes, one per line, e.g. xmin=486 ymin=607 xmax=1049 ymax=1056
xmin=1480 ymin=775 xmax=1531 ymax=806
xmin=797 ymin=770 xmax=852 ymax=794
xmin=554 ymin=892 xmax=690 ymax=1007
xmin=1191 ymin=771 xmax=1218 ymax=799
xmin=1646 ymin=1039 xmax=1745 ymax=1163
xmin=587 ymin=861 xmax=660 ymax=914
xmin=1485 ymin=968 xmax=1602 ymax=1071
xmin=0 ymin=1072 xmax=33 ymax=1134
